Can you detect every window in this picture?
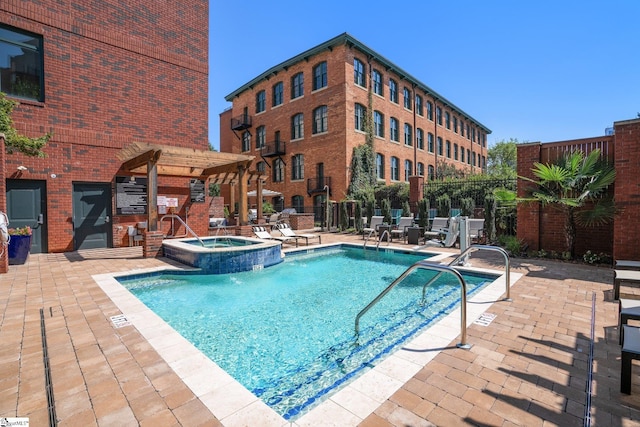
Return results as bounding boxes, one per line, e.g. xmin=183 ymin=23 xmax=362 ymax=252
xmin=416 ymin=128 xmax=424 ymax=150
xmin=273 ymin=158 xmax=284 ymax=182
xmin=460 ymin=148 xmax=465 ymax=163
xmin=453 ymin=117 xmax=458 ymax=133
xmin=313 ymin=105 xmax=328 ymax=134
xmin=472 ymin=151 xmax=476 ymax=166
xmin=461 ymin=120 xmax=465 ymax=137
xmin=404 ymin=123 xmax=412 ymax=146
xmin=391 ymin=157 xmax=399 ymax=181
xmin=255 ymin=90 xmax=266 ymax=113
xmin=291 ymin=72 xmax=304 ymax=99
xmin=0 ymin=25 xmax=44 ymax=101
xmin=454 ymin=143 xmax=459 ymax=160
xmin=292 ymin=195 xmax=304 ymax=213
xmin=445 ymin=112 xmax=450 ymax=129
xmin=466 ymin=124 xmax=470 ymax=139
xmin=390 ymin=117 xmax=399 ymax=142
xmin=256 ymin=126 xmax=266 ymax=149
xmin=428 ymin=132 xmax=434 ymax=153
xmin=257 ymin=161 xmax=266 ymax=173
xmin=354 ymin=58 xmax=365 ymax=87
xmin=355 ymin=103 xmax=366 ymax=132
xmin=417 ymin=162 xmax=424 ymax=176
xmin=472 ymin=127 xmax=476 ymax=142
xmin=404 ymin=160 xmax=413 ymax=181
xmin=446 ymin=140 xmax=451 ymax=158
xmin=373 ymin=70 xmax=383 ymax=95
xmin=415 ymin=94 xmax=423 ymax=116
xmin=313 ymin=61 xmax=327 ymax=90
xmin=437 ymin=137 xmax=443 ymax=155
xmin=436 ymin=106 xmax=442 ymax=125
xmin=467 ymin=149 xmax=471 ymax=164
xmin=291 ymin=113 xmax=304 ymax=140
xmin=426 ymin=101 xmax=433 ymax=120
xmin=403 ymin=87 xmax=411 ymax=110
xmin=272 ymin=82 xmax=283 ymax=107
xmin=292 ymin=154 xmax=304 ymax=180
xmin=389 ymin=79 xmax=398 ymax=103
xmin=374 ymin=111 xmax=384 ymax=137
xmin=241 ymin=131 xmax=251 ymax=152
xmin=376 ymin=153 xmax=385 ymax=179
xmin=428 ymin=165 xmax=435 ymax=180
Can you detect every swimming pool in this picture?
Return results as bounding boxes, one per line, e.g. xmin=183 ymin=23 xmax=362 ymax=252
xmin=118 ymin=245 xmax=498 ymax=420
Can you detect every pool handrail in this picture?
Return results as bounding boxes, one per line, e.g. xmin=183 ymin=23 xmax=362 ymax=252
xmin=354 ymin=260 xmax=471 ymax=349
xmin=376 ymin=229 xmax=390 ymax=250
xmin=420 ymin=244 xmax=512 ymax=303
xmin=160 ymin=214 xmax=205 ymax=247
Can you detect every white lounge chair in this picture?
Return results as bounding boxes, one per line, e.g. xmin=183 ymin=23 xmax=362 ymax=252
xmin=363 ymin=216 xmax=384 ymax=238
xmin=467 ymin=218 xmax=485 ymax=243
xmin=275 ymin=223 xmax=321 ymax=246
xmin=390 ymin=216 xmax=414 ymax=242
xmin=252 ymin=226 xmax=294 ymax=245
xmin=424 ymin=217 xmax=449 ymax=238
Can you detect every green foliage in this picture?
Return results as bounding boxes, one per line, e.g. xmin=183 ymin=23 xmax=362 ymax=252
xmin=381 ymin=198 xmax=392 ymax=224
xmin=487 ymin=139 xmax=518 ymax=177
xmin=436 ymin=194 xmax=451 ymax=217
xmin=348 ymin=144 xmax=376 ymax=198
xmin=209 ymin=183 xmax=221 ymax=197
xmin=339 ymin=201 xmax=349 ymax=231
xmin=417 ymin=198 xmax=429 ymax=228
xmin=402 ymin=200 xmax=411 ymax=217
xmin=483 ymin=193 xmax=497 ymax=243
xmin=374 ymin=182 xmax=409 ymax=208
xmin=0 ymin=92 xmax=49 ymax=157
xmin=498 ymin=235 xmax=524 ymax=256
xmin=460 ymin=197 xmax=474 ymax=217
xmin=354 ymin=200 xmax=363 ymax=233
xmin=262 ymin=201 xmax=275 ymax=214
xmin=365 ymin=198 xmax=375 ymax=225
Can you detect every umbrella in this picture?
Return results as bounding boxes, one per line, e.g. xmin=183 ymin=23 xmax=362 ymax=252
xmin=247 ymin=189 xmax=282 ymax=197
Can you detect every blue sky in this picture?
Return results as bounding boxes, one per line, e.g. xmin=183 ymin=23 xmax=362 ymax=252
xmin=209 ymin=1 xmax=639 ymax=150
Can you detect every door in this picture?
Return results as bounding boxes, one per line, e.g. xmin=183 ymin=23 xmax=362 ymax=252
xmin=73 ymin=182 xmax=112 ymax=250
xmin=6 ymin=179 xmax=47 ymax=253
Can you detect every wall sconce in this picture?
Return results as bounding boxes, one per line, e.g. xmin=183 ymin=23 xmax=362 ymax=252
xmin=17 ymin=165 xmax=27 ymax=171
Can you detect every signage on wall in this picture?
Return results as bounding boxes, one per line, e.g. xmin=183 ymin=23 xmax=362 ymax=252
xmin=190 ymin=179 xmax=205 ymax=203
xmin=115 ymin=176 xmax=147 ymax=215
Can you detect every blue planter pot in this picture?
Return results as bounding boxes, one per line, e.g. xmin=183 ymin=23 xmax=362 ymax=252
xmin=8 ymin=235 xmax=32 ymax=265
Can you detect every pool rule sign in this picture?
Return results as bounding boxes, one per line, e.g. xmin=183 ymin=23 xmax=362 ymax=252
xmin=116 ymin=176 xmax=148 ymax=214
xmin=190 ymin=179 xmax=205 ymax=203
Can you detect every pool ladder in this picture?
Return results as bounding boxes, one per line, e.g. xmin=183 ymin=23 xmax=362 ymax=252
xmin=354 ymin=244 xmax=511 ymax=348
xmin=160 ymin=214 xmax=205 ymax=246
xmin=363 ymin=229 xmax=390 ymax=250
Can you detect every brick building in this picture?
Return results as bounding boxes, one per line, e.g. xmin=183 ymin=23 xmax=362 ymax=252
xmin=0 ymin=0 xmax=215 ymax=265
xmin=220 ymin=33 xmax=491 ymax=219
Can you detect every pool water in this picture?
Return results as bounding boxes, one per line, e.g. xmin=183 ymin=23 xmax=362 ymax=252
xmin=120 ymin=246 xmax=496 ymax=420
xmin=185 ymin=236 xmax=259 ymax=248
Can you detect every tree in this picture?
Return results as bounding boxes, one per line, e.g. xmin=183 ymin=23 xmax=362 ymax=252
xmin=0 ymin=92 xmax=49 ymax=157
xmin=501 ymin=149 xmax=616 ymax=258
xmin=487 ymin=139 xmax=518 ymax=177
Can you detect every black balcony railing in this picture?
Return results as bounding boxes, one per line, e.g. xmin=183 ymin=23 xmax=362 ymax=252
xmin=261 ymin=141 xmax=286 ymax=157
xmin=231 ymin=113 xmax=252 ymax=130
xmin=307 ymin=177 xmax=331 ymax=194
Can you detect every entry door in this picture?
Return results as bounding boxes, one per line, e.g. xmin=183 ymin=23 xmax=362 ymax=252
xmin=73 ymin=183 xmax=112 ymax=250
xmin=6 ymin=179 xmax=47 ymax=253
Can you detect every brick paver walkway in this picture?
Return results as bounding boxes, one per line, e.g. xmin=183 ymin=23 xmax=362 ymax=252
xmin=1 ymin=232 xmax=640 ymax=426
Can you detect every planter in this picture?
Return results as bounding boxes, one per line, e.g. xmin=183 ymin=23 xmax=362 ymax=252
xmin=8 ymin=234 xmax=32 ymax=265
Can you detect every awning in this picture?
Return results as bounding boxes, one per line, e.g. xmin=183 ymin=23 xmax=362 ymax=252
xmin=247 ymin=189 xmax=282 ymax=197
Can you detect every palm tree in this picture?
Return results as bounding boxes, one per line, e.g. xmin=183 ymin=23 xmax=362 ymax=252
xmin=521 ymin=149 xmax=616 ymax=257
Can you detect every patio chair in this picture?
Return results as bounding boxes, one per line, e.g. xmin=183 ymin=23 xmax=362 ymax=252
xmin=275 ymin=223 xmax=321 ymax=246
xmin=467 ymin=219 xmax=485 ymax=243
xmin=618 ymin=298 xmax=640 ymax=344
xmin=363 ymin=216 xmax=384 ymax=239
xmin=621 ymin=325 xmax=640 ymax=394
xmin=616 ymin=260 xmax=640 ymax=270
xmin=252 ymin=226 xmax=295 ymax=246
xmin=614 ymin=269 xmax=640 ymax=300
xmin=390 ymin=216 xmax=414 ymax=242
xmin=424 ymin=217 xmax=449 ymax=238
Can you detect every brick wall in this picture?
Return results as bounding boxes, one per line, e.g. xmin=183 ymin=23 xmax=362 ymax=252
xmin=0 ymin=134 xmax=7 ymax=273
xmin=1 ymin=0 xmax=210 ymax=252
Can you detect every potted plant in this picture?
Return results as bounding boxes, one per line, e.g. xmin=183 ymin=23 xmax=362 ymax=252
xmin=8 ymin=226 xmax=32 ymax=265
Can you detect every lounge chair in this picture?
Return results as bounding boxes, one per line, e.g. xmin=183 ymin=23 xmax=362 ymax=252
xmin=616 ymin=260 xmax=640 ymax=270
xmin=363 ymin=216 xmax=384 ymax=238
xmin=618 ymin=298 xmax=640 ymax=344
xmin=275 ymin=223 xmax=321 ymax=246
xmin=422 ymin=216 xmax=460 ymax=248
xmin=614 ymin=269 xmax=640 ymax=300
xmin=621 ymin=325 xmax=640 ymax=393
xmin=467 ymin=219 xmax=485 ymax=243
xmin=424 ymin=217 xmax=449 ymax=238
xmin=390 ymin=216 xmax=414 ymax=242
xmin=252 ymin=226 xmax=295 ymax=246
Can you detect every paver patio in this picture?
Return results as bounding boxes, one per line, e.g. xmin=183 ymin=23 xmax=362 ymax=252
xmin=1 ymin=231 xmax=640 ymax=426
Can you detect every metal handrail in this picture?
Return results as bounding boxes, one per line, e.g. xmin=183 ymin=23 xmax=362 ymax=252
xmin=354 ymin=260 xmax=470 ymax=349
xmin=160 ymin=214 xmax=205 ymax=246
xmin=376 ymin=229 xmax=390 ymax=250
xmin=363 ymin=229 xmax=375 ymax=248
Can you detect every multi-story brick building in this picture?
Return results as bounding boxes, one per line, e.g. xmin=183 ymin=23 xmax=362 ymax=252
xmin=220 ymin=33 xmax=491 ymax=218
xmin=0 ymin=0 xmax=218 ymax=260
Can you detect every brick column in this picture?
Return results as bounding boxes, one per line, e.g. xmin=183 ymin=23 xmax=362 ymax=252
xmin=516 ymin=142 xmax=541 ymax=251
xmin=142 ymin=230 xmax=164 ymax=258
xmin=0 ymin=133 xmax=8 ymax=273
xmin=409 ymin=175 xmax=424 ymax=216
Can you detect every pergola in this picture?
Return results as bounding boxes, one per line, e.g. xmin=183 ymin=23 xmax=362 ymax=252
xmin=117 ymin=142 xmax=265 ymax=229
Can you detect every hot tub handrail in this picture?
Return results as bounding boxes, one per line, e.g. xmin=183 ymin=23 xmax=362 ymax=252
xmin=354 ymin=260 xmax=470 ymax=349
xmin=445 ymin=244 xmax=511 ymax=301
xmin=160 ymin=214 xmax=205 ymax=247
